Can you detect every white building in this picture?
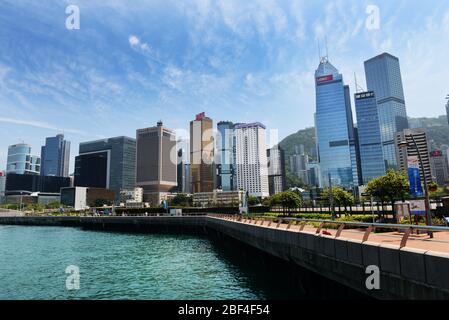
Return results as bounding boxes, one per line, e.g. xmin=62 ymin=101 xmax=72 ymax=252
xmin=234 ymin=123 xmax=269 ymax=198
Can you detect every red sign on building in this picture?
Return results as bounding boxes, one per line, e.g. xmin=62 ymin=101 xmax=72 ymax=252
xmin=430 ymin=150 xmax=443 ymax=157
xmin=195 ymin=112 xmax=206 ymax=121
xmin=316 ymin=75 xmax=333 ymax=83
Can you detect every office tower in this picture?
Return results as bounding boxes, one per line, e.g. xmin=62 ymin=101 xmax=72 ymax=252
xmin=40 ymin=134 xmax=70 ymax=177
xmin=306 ymin=162 xmax=322 ymax=188
xmin=0 ymin=171 xmax=5 ymax=203
xmin=5 ymin=173 xmax=70 ymax=194
xmin=289 ymin=145 xmax=309 ymax=184
xmin=395 ymin=128 xmax=432 ymax=184
xmin=364 ymin=53 xmax=409 ymax=169
xmin=355 ymin=91 xmax=386 ymax=184
xmin=136 ymin=121 xmax=177 ymax=204
xmin=234 ymin=122 xmax=269 ymax=198
xmin=446 ymin=98 xmax=449 ymax=127
xmin=6 ymin=143 xmax=40 ymax=175
xmin=315 ymin=57 xmax=358 ymax=189
xmin=74 ymin=136 xmax=136 ymax=202
xmin=430 ymin=151 xmax=449 ymax=186
xmin=267 ymin=145 xmax=286 ymax=195
xmin=190 ymin=112 xmax=215 ymax=193
xmin=177 ymin=139 xmax=191 ymax=194
xmin=216 ymin=121 xmax=235 ymax=191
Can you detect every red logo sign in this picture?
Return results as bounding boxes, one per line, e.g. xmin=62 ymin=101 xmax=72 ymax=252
xmin=0 ymin=171 xmax=4 ymax=177
xmin=431 ymin=150 xmax=443 ymax=157
xmin=316 ymin=75 xmax=333 ymax=83
xmin=195 ymin=112 xmax=206 ymax=121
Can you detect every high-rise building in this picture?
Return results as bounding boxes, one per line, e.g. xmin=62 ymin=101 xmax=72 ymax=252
xmin=364 ymin=53 xmax=409 ymax=169
xmin=267 ymin=145 xmax=286 ymax=195
xmin=289 ymin=146 xmax=309 ymax=184
xmin=234 ymin=122 xmax=269 ymax=198
xmin=216 ymin=121 xmax=235 ymax=191
xmin=315 ymin=57 xmax=358 ymax=189
xmin=0 ymin=171 xmax=6 ymax=204
xmin=40 ymin=134 xmax=70 ymax=177
xmin=355 ymin=91 xmax=386 ymax=184
xmin=190 ymin=112 xmax=215 ymax=193
xmin=6 ymin=143 xmax=40 ymax=175
xmin=74 ymin=136 xmax=136 ymax=202
xmin=177 ymin=139 xmax=191 ymax=194
xmin=446 ymin=98 xmax=449 ymax=127
xmin=136 ymin=121 xmax=177 ymax=204
xmin=306 ymin=162 xmax=322 ymax=188
xmin=430 ymin=150 xmax=449 ymax=186
xmin=395 ymin=128 xmax=432 ymax=184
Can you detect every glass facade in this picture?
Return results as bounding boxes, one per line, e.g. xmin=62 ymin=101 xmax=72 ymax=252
xmin=364 ymin=53 xmax=409 ymax=169
xmin=216 ymin=121 xmax=235 ymax=191
xmin=41 ymin=134 xmax=70 ymax=177
xmin=355 ymin=91 xmax=386 ymax=184
xmin=315 ymin=58 xmax=357 ymax=189
xmin=5 ymin=173 xmax=70 ymax=193
xmin=6 ymin=144 xmax=40 ymax=175
xmin=74 ymin=136 xmax=136 ymax=202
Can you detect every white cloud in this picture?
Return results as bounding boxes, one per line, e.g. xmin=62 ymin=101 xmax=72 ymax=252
xmin=0 ymin=117 xmax=86 ymax=135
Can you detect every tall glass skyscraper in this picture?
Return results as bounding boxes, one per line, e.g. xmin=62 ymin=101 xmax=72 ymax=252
xmin=355 ymin=91 xmax=386 ymax=184
xmin=364 ymin=53 xmax=409 ymax=169
xmin=216 ymin=121 xmax=235 ymax=191
xmin=315 ymin=57 xmax=358 ymax=189
xmin=40 ymin=134 xmax=70 ymax=177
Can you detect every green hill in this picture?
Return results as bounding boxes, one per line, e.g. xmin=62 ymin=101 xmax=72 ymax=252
xmin=280 ymin=115 xmax=449 ymax=175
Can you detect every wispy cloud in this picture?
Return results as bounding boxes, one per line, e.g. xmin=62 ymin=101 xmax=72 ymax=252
xmin=0 ymin=117 xmax=86 ymax=135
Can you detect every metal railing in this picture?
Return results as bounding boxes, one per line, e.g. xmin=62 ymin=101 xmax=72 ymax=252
xmin=210 ymin=214 xmax=449 ymax=249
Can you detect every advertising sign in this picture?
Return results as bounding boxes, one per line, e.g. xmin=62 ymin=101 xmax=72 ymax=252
xmin=195 ymin=112 xmax=206 ymax=121
xmin=316 ymin=75 xmax=333 ymax=83
xmin=410 ymin=200 xmax=426 ymax=216
xmin=407 ymin=156 xmax=424 ymax=197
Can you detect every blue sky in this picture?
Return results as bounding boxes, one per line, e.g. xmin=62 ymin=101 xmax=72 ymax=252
xmin=1 ymin=0 xmax=449 ymax=173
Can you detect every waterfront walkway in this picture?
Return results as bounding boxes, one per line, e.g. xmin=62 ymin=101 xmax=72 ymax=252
xmin=213 ymin=215 xmax=449 ymax=255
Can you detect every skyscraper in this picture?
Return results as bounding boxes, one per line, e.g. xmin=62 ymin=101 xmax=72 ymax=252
xmin=355 ymin=91 xmax=386 ymax=184
xmin=190 ymin=112 xmax=215 ymax=193
xmin=136 ymin=121 xmax=177 ymax=204
xmin=267 ymin=145 xmax=286 ymax=195
xmin=289 ymin=145 xmax=309 ymax=184
xmin=315 ymin=57 xmax=358 ymax=189
xmin=395 ymin=128 xmax=432 ymax=184
xmin=74 ymin=136 xmax=136 ymax=202
xmin=430 ymin=150 xmax=449 ymax=186
xmin=216 ymin=121 xmax=235 ymax=191
xmin=234 ymin=122 xmax=269 ymax=198
xmin=177 ymin=139 xmax=191 ymax=194
xmin=364 ymin=53 xmax=409 ymax=169
xmin=446 ymin=98 xmax=449 ymax=127
xmin=40 ymin=134 xmax=70 ymax=177
xmin=6 ymin=143 xmax=40 ymax=175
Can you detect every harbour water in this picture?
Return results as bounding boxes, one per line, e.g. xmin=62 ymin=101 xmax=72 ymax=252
xmin=0 ymin=225 xmax=365 ymax=300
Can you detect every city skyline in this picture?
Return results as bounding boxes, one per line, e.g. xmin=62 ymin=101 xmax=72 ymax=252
xmin=1 ymin=0 xmax=449 ymax=172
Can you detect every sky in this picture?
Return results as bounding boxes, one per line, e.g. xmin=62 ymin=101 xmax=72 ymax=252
xmin=1 ymin=0 xmax=449 ymax=173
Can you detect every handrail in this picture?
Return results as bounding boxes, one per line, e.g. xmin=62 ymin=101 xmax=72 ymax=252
xmin=209 ymin=214 xmax=449 ymax=249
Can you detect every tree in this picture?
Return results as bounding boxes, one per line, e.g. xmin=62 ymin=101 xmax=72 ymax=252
xmin=321 ymin=187 xmax=354 ymax=211
xmin=170 ymin=194 xmax=192 ymax=207
xmin=248 ymin=196 xmax=261 ymax=206
xmin=365 ymin=170 xmax=409 ymax=216
xmin=269 ymin=191 xmax=303 ymax=215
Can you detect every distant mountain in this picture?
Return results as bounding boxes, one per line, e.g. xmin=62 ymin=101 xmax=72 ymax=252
xmin=279 ymin=115 xmax=449 ymax=173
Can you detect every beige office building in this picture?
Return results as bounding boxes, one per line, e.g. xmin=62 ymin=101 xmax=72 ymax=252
xmin=395 ymin=128 xmax=432 ymax=184
xmin=136 ymin=121 xmax=177 ymax=205
xmin=190 ymin=112 xmax=215 ymax=193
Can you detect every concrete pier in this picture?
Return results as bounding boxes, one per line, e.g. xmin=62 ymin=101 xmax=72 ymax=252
xmin=1 ymin=215 xmax=448 ymax=300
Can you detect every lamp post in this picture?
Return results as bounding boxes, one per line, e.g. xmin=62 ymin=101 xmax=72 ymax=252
xmin=328 ymin=173 xmax=335 ymax=220
xmin=398 ymin=135 xmax=433 ymax=238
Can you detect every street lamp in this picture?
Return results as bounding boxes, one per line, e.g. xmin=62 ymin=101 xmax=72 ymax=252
xmin=398 ymin=135 xmax=433 ymax=238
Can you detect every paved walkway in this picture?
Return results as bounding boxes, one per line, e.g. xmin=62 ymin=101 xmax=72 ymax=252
xmin=215 ymin=217 xmax=449 ymax=255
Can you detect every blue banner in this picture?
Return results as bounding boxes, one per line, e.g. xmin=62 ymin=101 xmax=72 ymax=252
xmin=408 ymin=166 xmax=424 ymax=197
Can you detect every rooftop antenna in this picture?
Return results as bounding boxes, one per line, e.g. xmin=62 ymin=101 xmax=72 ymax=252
xmin=317 ymin=40 xmax=322 ymax=62
xmin=325 ymin=36 xmax=329 ymax=60
xmin=354 ymin=72 xmax=365 ymax=93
